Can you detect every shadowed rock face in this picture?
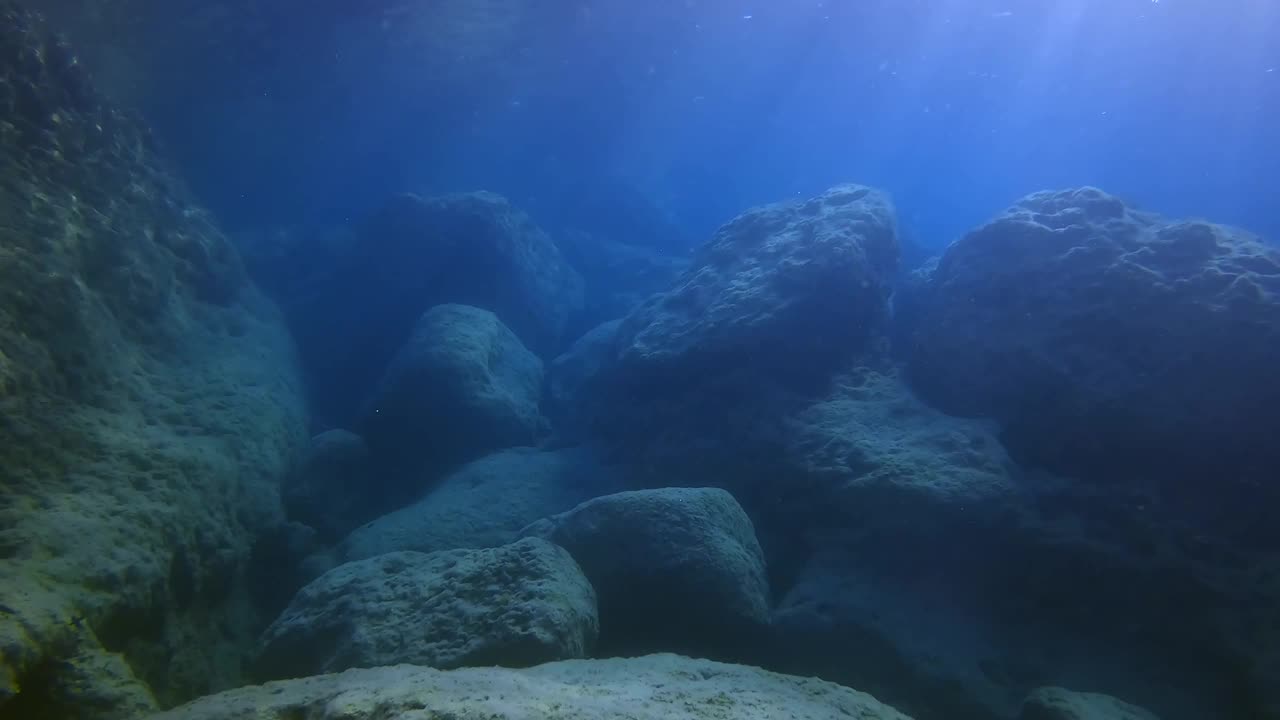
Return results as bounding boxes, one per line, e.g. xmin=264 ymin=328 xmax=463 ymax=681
xmin=0 ymin=5 xmax=306 ymax=716
xmin=521 ymin=487 xmax=771 ymax=659
xmin=357 ymin=303 xmax=548 ymax=485
xmin=907 ymin=187 xmax=1280 ymax=492
xmin=253 ymin=192 xmax=583 ymax=428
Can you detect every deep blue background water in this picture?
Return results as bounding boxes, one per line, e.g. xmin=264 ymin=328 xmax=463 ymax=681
xmin=149 ymin=0 xmax=1279 ymax=250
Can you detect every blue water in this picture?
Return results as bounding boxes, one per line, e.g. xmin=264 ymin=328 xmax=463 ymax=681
xmin=154 ymin=0 xmax=1279 ymax=248
xmin=7 ymin=1 xmax=1279 ymax=718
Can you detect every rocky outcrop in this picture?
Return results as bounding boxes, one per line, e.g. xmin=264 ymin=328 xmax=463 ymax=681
xmin=358 ymin=304 xmax=548 ymax=482
xmin=522 ymin=487 xmax=771 ymax=658
xmin=608 ymin=184 xmax=898 ymax=390
xmin=907 ymin=187 xmax=1280 ymax=489
xmin=255 ymin=539 xmax=597 ymax=680
xmin=557 ymin=184 xmax=901 ymax=470
xmin=147 ymin=653 xmax=916 ymax=720
xmin=331 ymin=446 xmax=626 ymax=568
xmin=1020 ymin=687 xmax=1160 ymax=720
xmin=762 ymin=373 xmax=1268 ymax=720
xmin=0 ymin=5 xmax=307 ymax=715
xmin=251 ymin=192 xmax=583 ymax=427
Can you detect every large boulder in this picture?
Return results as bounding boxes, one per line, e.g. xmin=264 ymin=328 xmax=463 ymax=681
xmin=560 ymin=184 xmax=901 ymax=469
xmin=0 ymin=6 xmax=307 ymax=715
xmin=357 ymin=304 xmax=547 ymax=481
xmin=254 ymin=192 xmax=584 ymax=427
xmin=146 ymin=654 xmax=916 ymax=720
xmin=608 ymin=184 xmax=898 ymax=389
xmin=522 ymin=487 xmax=771 ymax=658
xmin=333 ymin=446 xmax=626 ymax=566
xmin=254 ymin=539 xmax=598 ymax=680
xmin=907 ymin=187 xmax=1280 ymax=489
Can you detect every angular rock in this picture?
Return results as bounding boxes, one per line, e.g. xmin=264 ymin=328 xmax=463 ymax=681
xmin=0 ymin=7 xmax=306 ymax=714
xmin=609 ymin=184 xmax=899 ymax=389
xmin=147 ymin=654 xmax=916 ymax=720
xmin=907 ymin=187 xmax=1280 ymax=487
xmin=1020 ymin=687 xmax=1160 ymax=720
xmin=336 ymin=446 xmax=626 ymax=565
xmin=561 ymin=186 xmax=902 ymax=484
xmin=255 ymin=538 xmax=597 ymax=680
xmin=522 ymin=487 xmax=770 ymax=658
xmin=544 ymin=319 xmax=623 ymax=434
xmin=282 ymin=430 xmax=375 ymax=542
xmin=358 ymin=304 xmax=547 ymax=480
xmin=274 ymin=192 xmax=584 ymax=426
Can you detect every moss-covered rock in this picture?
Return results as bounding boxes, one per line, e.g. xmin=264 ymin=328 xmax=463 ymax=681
xmin=0 ymin=5 xmax=307 ymax=716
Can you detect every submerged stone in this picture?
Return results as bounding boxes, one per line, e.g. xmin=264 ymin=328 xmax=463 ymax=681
xmin=255 ymin=538 xmax=598 ymax=680
xmin=908 ymin=186 xmax=1280 ymax=486
xmin=522 ymin=487 xmax=771 ymax=659
xmin=358 ymin=303 xmax=548 ymax=483
xmin=148 ymin=654 xmax=916 ymax=720
xmin=0 ymin=5 xmax=307 ymax=714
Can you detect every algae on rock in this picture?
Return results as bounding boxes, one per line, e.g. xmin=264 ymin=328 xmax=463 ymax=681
xmin=0 ymin=5 xmax=307 ymax=715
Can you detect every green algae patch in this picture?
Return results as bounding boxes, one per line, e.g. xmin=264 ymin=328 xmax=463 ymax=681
xmin=0 ymin=4 xmax=307 ymax=716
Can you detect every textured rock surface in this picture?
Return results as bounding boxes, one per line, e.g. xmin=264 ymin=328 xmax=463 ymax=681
xmin=609 ymin=184 xmax=898 ymax=388
xmin=334 ymin=446 xmax=626 ymax=567
xmin=907 ymin=187 xmax=1280 ymax=485
xmin=562 ymin=185 xmax=903 ymax=482
xmin=255 ymin=539 xmax=597 ymax=680
xmin=1020 ymin=687 xmax=1160 ymax=720
xmin=0 ymin=5 xmax=306 ymax=715
xmin=282 ymin=430 xmax=374 ymax=542
xmin=148 ymin=654 xmax=916 ymax=720
xmin=522 ymin=487 xmax=770 ymax=657
xmin=763 ymin=370 xmax=1275 ymax=720
xmin=277 ymin=192 xmax=583 ymax=426
xmin=358 ymin=304 xmax=547 ymax=480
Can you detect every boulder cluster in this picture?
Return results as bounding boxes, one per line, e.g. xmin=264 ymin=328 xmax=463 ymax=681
xmin=3 ymin=6 xmax=1277 ymax=720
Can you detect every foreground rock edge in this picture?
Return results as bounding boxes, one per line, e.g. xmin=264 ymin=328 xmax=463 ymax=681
xmin=146 ymin=654 xmax=915 ymax=720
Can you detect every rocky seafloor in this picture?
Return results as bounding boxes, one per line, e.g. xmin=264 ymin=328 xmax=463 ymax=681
xmin=2 ymin=5 xmax=1278 ymax=720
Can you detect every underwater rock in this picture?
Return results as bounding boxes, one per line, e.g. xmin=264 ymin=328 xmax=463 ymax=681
xmin=273 ymin=191 xmax=584 ymax=427
xmin=760 ymin=370 xmax=1030 ymax=719
xmin=544 ymin=318 xmax=623 ymax=434
xmin=358 ymin=303 xmax=548 ymax=482
xmin=0 ymin=5 xmax=307 ymax=715
xmin=521 ymin=487 xmax=771 ymax=658
xmin=557 ymin=185 xmax=903 ymax=487
xmin=282 ymin=430 xmax=375 ymax=543
xmin=1019 ymin=687 xmax=1160 ymax=720
xmin=146 ymin=653 xmax=916 ymax=720
xmin=334 ymin=446 xmax=626 ymax=567
xmin=907 ymin=186 xmax=1280 ymax=488
xmin=608 ymin=183 xmax=899 ymax=390
xmin=781 ymin=368 xmax=1020 ymax=523
xmin=254 ymin=538 xmax=597 ymax=680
